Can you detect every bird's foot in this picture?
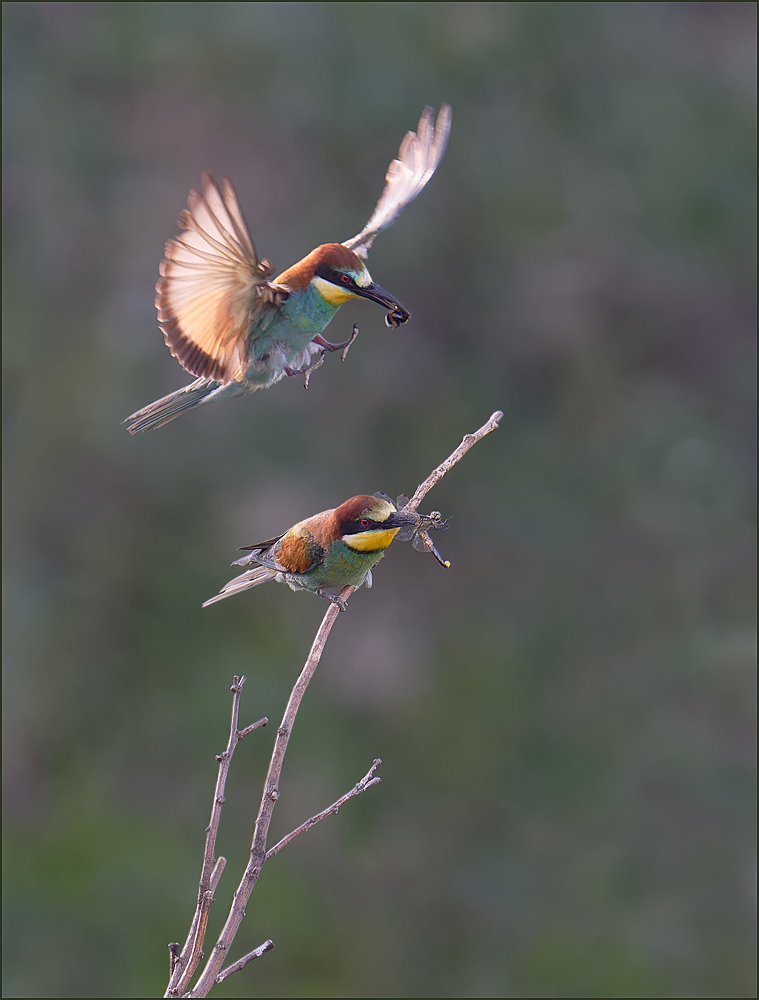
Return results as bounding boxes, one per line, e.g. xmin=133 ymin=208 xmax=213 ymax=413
xmin=285 ymin=350 xmax=326 ymax=388
xmin=313 ymin=324 xmax=359 ymax=361
xmin=316 ymin=588 xmax=348 ymax=612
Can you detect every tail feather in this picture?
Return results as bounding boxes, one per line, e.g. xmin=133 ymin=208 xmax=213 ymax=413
xmin=124 ymin=378 xmax=221 ymax=434
xmin=202 ymin=565 xmax=278 ymax=607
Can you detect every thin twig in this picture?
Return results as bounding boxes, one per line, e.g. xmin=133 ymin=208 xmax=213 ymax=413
xmin=175 ymin=410 xmax=502 ymax=997
xmin=405 ymin=410 xmax=503 ymax=511
xmin=209 ymin=857 xmax=226 ymax=894
xmin=265 ymin=759 xmax=382 ymax=862
xmin=214 ymin=941 xmax=275 ymax=986
xmin=165 ymin=677 xmax=267 ymax=998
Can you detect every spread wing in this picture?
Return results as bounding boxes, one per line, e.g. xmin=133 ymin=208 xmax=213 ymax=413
xmin=343 ymin=105 xmax=452 ymax=259
xmin=156 ymin=173 xmax=275 ymax=382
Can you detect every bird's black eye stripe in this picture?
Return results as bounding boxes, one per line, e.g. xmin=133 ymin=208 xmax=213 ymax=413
xmin=316 ymin=262 xmax=354 ymax=287
xmin=341 ymin=517 xmax=382 ymax=535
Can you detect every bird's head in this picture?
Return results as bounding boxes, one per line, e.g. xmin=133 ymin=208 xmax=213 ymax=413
xmin=278 ymin=244 xmax=410 ymax=326
xmin=333 ymin=494 xmax=418 ymax=552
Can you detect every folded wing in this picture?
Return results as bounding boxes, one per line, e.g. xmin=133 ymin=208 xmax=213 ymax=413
xmin=343 ymin=105 xmax=452 ymax=259
xmin=201 ymin=564 xmax=278 ymax=607
xmin=156 ymin=173 xmax=275 ymax=382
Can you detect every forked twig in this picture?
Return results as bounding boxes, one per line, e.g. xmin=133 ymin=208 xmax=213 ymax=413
xmin=165 ymin=677 xmax=266 ymax=997
xmin=183 ymin=593 xmax=357 ymax=996
xmin=168 ymin=410 xmax=502 ymax=996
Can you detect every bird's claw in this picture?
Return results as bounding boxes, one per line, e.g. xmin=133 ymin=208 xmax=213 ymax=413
xmin=341 ymin=325 xmax=359 ymax=361
xmin=285 ymin=350 xmax=326 ymax=388
xmin=317 ymin=588 xmax=348 ymax=612
xmin=313 ymin=325 xmax=359 ymax=361
xmin=286 ymin=326 xmax=360 ymax=388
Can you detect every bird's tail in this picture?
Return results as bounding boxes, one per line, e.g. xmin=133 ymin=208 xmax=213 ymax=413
xmin=202 ymin=565 xmax=278 ymax=607
xmin=124 ymin=378 xmax=222 ymax=434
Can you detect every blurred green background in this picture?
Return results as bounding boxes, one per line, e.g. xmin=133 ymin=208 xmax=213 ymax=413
xmin=3 ymin=3 xmax=756 ymax=997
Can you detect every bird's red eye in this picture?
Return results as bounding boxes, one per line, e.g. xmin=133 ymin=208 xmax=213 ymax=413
xmin=360 ymin=518 xmax=370 ymax=527
xmin=340 ymin=274 xmax=351 ymax=284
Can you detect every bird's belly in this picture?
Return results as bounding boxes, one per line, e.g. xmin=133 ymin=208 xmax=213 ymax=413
xmin=310 ymin=546 xmax=385 ymax=589
xmin=243 ymin=292 xmax=342 ymax=384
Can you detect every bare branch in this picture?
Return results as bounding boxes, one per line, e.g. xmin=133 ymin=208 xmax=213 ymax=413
xmin=165 ymin=677 xmax=268 ymax=998
xmin=405 ymin=410 xmax=503 ymax=511
xmin=213 ymin=940 xmax=275 ymax=987
xmin=172 ymin=411 xmax=502 ymax=997
xmin=265 ymin=759 xmax=382 ymax=862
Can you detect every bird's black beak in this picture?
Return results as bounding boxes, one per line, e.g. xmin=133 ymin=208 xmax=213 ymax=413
xmin=355 ymin=282 xmax=410 ymax=327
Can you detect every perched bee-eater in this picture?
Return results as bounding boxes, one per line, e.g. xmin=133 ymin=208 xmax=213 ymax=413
xmin=125 ymin=105 xmax=451 ymax=434
xmin=202 ymin=494 xmax=422 ymax=611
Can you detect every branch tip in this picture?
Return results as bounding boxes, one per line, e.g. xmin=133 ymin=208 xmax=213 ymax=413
xmin=407 ymin=409 xmax=503 ymax=511
xmin=238 ymin=716 xmax=267 ymax=738
xmin=168 ymin=943 xmax=181 ymax=976
xmin=210 ymin=857 xmax=226 ymax=892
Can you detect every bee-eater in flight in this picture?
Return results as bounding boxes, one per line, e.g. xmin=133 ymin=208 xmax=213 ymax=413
xmin=125 ymin=105 xmax=451 ymax=434
xmin=203 ymin=494 xmax=430 ymax=611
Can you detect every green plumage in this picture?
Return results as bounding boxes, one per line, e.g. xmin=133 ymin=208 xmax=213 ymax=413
xmin=301 ymin=538 xmax=386 ymax=590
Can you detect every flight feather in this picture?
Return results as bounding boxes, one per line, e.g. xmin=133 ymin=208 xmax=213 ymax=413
xmin=343 ymin=104 xmax=452 ymax=259
xmin=155 ymin=173 xmax=275 ymax=382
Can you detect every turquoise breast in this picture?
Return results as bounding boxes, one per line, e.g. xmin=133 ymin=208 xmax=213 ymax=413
xmin=240 ymin=283 xmax=345 ymax=389
xmin=270 ymin=284 xmax=342 ymax=353
xmin=309 ymin=540 xmax=386 ymax=589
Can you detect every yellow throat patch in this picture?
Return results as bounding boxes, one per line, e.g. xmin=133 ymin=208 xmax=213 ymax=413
xmin=342 ymin=527 xmax=400 ymax=552
xmin=311 ymin=275 xmax=358 ymax=306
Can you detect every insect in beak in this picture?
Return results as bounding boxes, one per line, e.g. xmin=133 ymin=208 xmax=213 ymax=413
xmin=354 ymin=282 xmax=410 ymax=327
